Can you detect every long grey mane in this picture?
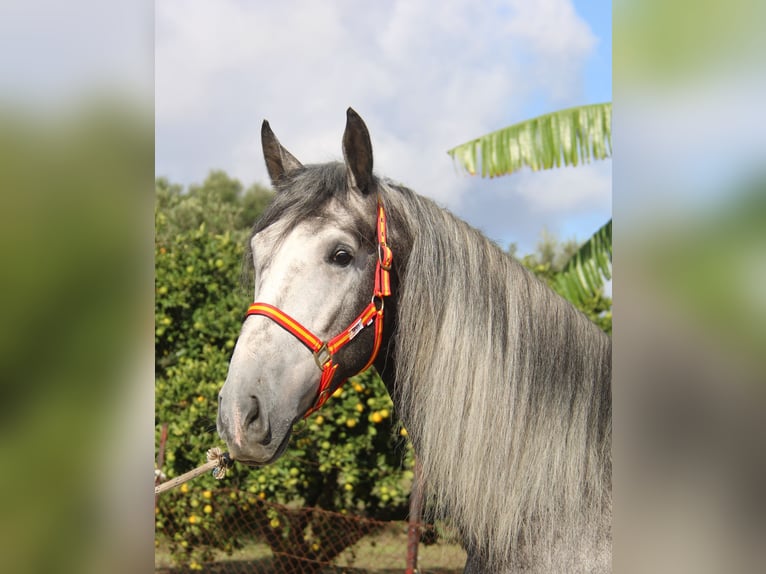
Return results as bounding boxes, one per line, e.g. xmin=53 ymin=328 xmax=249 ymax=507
xmin=379 ymin=180 xmax=612 ymax=570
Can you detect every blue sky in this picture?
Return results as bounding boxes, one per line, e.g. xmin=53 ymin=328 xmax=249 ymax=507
xmin=576 ymin=0 xmax=612 ymax=104
xmin=156 ymin=0 xmax=612 ymax=256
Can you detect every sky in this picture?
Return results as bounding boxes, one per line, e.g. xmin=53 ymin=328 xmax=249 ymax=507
xmin=155 ymin=0 xmax=612 ymax=256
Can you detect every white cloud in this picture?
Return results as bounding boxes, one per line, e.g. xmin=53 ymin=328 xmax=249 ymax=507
xmin=504 ymin=0 xmax=597 ymax=102
xmin=156 ymin=0 xmax=606 ymax=248
xmin=513 ymin=161 xmax=612 ymax=213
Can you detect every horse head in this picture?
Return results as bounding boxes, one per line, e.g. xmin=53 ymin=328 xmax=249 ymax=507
xmin=217 ymin=109 xmax=390 ymax=465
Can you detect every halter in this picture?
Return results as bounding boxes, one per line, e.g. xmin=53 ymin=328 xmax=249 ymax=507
xmin=245 ymin=197 xmax=393 ymax=418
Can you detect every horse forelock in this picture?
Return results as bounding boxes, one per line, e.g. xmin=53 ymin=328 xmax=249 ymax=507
xmin=244 ymin=163 xmax=379 ymax=273
xmin=377 ymin=181 xmax=612 ymax=570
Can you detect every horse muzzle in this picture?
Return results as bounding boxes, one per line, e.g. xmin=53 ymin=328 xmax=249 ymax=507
xmin=216 ymin=384 xmax=294 ymax=464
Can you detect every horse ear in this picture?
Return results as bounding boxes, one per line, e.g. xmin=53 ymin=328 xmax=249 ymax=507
xmin=261 ymin=120 xmax=303 ymax=185
xmin=342 ymin=108 xmax=374 ymax=194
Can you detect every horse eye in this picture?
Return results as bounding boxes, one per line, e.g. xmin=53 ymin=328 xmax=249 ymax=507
xmin=331 ymin=248 xmax=353 ymax=267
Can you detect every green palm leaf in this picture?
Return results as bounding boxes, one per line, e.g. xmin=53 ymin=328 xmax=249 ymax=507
xmin=553 ymin=219 xmax=612 ymax=306
xmin=447 ymin=103 xmax=612 ymax=177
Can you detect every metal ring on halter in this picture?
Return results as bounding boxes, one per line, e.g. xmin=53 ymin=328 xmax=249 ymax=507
xmin=313 ymin=344 xmax=332 ymax=370
xmin=372 ymin=295 xmax=384 ymax=313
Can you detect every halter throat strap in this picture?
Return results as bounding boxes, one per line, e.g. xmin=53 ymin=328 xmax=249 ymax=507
xmin=245 ymin=197 xmax=392 ymax=418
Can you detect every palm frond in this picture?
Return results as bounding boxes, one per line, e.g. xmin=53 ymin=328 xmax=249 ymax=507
xmin=553 ymin=219 xmax=612 ymax=306
xmin=448 ymin=103 xmax=612 ymax=178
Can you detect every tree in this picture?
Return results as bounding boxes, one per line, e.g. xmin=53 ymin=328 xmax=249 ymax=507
xmin=447 ymin=103 xmax=612 ymax=307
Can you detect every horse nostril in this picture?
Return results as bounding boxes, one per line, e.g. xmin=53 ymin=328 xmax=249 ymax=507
xmin=245 ymin=395 xmax=260 ymax=428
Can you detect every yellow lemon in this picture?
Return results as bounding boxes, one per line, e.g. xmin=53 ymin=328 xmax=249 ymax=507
xmin=400 ymin=427 xmax=408 ymax=437
xmin=270 ymin=518 xmax=280 ymax=528
xmin=355 ymin=403 xmax=364 ymax=413
xmin=380 ymin=408 xmax=390 ymax=419
xmin=188 ymin=515 xmax=198 ymax=524
xmin=203 ymin=504 xmax=212 ymax=514
xmin=345 ymin=418 xmax=357 ymax=428
xmin=202 ymin=490 xmax=212 ymax=499
xmin=180 ymin=483 xmax=189 ymax=494
xmin=370 ymin=412 xmax=382 ymax=424
xmin=314 ymin=415 xmax=324 ymax=425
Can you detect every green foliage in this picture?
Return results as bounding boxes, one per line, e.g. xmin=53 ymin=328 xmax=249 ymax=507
xmin=155 ymin=173 xmax=414 ymax=567
xmin=516 ymin=232 xmax=612 ymax=335
xmin=447 ymin=103 xmax=612 ymax=178
xmin=553 ymin=219 xmax=612 ymax=308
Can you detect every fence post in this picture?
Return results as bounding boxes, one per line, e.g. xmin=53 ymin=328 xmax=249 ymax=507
xmin=405 ymin=459 xmax=423 ymax=574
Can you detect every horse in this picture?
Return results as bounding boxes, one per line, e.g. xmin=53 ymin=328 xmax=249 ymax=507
xmin=216 ymin=108 xmax=612 ymax=573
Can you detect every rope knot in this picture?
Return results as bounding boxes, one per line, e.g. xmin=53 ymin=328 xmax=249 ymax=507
xmin=207 ymin=447 xmax=233 ymax=480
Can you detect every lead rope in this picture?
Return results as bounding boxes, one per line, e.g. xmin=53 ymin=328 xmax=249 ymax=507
xmin=154 ymin=447 xmax=233 ymax=495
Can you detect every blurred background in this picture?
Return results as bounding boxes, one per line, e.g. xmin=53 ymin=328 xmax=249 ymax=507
xmin=614 ymin=1 xmax=766 ymax=572
xmin=0 ymin=0 xmax=764 ymax=572
xmin=0 ymin=1 xmax=154 ymax=573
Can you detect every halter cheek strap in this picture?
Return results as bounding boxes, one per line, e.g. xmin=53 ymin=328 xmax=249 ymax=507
xmin=245 ymin=198 xmax=392 ymax=418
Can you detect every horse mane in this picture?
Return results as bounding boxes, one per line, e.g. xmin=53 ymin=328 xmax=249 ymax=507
xmin=379 ymin=181 xmax=612 ymax=568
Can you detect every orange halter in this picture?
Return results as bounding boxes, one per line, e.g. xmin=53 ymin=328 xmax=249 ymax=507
xmin=245 ymin=197 xmax=392 ymax=418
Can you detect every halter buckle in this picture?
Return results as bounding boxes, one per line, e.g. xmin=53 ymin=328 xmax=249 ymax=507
xmin=313 ymin=344 xmax=332 ymax=370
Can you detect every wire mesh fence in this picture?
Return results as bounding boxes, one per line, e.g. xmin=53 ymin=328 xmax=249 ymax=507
xmin=155 ymin=488 xmax=466 ymax=573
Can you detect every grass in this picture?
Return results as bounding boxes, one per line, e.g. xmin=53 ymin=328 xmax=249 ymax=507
xmin=156 ymin=527 xmax=466 ymax=573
